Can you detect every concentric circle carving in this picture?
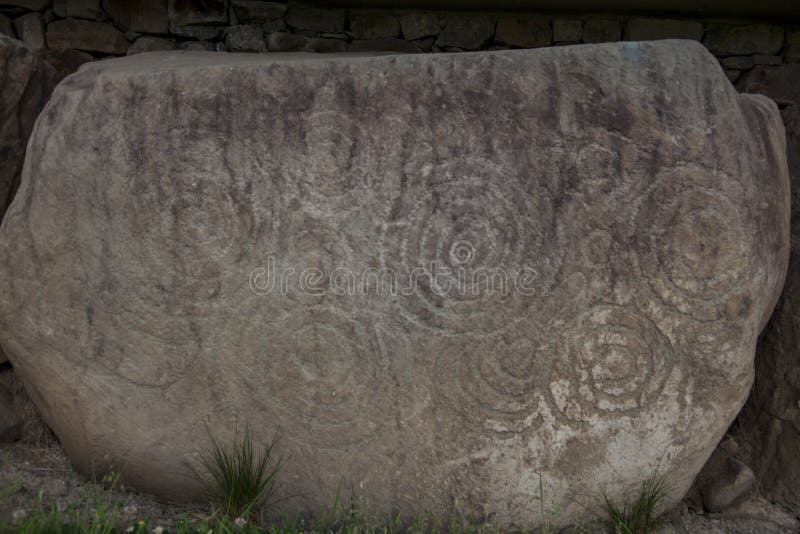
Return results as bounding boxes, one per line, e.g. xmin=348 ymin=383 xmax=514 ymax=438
xmin=436 ymin=323 xmax=548 ymax=434
xmin=217 ymin=302 xmax=392 ymax=445
xmin=548 ymin=305 xmax=674 ymax=422
xmin=101 ymin=161 xmax=276 ymax=320
xmin=379 ymin=159 xmax=560 ymax=334
xmin=632 ymin=168 xmax=752 ymax=320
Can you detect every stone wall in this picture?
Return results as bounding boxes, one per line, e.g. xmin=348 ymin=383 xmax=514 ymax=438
xmin=0 ymin=1 xmax=797 ymax=83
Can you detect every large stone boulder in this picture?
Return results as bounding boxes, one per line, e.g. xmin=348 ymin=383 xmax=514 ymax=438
xmin=0 ymin=41 xmax=789 ymax=528
xmin=0 ymin=34 xmax=55 ymax=220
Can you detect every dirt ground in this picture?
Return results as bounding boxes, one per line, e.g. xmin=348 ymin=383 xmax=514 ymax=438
xmin=0 ymin=442 xmax=193 ymax=530
xmin=1 ymin=365 xmax=797 ymax=532
xmin=0 ymin=440 xmax=797 ymax=533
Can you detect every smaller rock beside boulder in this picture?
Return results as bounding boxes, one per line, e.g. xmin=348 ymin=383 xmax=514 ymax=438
xmin=703 ymin=458 xmax=757 ymax=512
xmin=689 ymin=435 xmax=758 ymax=513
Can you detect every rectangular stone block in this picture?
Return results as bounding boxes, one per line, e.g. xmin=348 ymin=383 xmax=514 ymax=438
xmin=624 ymin=18 xmax=703 ymax=41
xmin=285 ymin=2 xmax=345 ymax=33
xmin=168 ymin=0 xmax=227 ymax=26
xmin=495 ymin=15 xmax=551 ymax=48
xmin=704 ymin=24 xmax=783 ymax=55
xmin=231 ymin=1 xmax=285 ymax=23
xmin=52 ymin=0 xmax=103 ymax=20
xmin=583 ymin=19 xmax=620 ymax=43
xmin=225 ymin=24 xmax=266 ymax=52
xmin=13 ymin=12 xmax=45 ymax=49
xmin=553 ymin=18 xmax=581 ymax=43
xmin=46 ymin=18 xmax=129 ymax=54
xmin=348 ymin=10 xmax=400 ymax=39
xmin=103 ymin=0 xmax=169 ymax=35
xmin=753 ymin=55 xmax=782 ymax=66
xmin=436 ymin=14 xmax=495 ymax=50
xmin=399 ymin=11 xmax=440 ymax=40
xmin=721 ymin=56 xmax=754 ymax=70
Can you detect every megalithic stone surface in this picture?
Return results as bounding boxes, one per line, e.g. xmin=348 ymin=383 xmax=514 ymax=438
xmin=0 ymin=42 xmax=790 ymax=528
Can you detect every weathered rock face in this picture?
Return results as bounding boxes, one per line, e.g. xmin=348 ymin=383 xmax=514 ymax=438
xmin=734 ymin=65 xmax=800 ymax=512
xmin=0 ymin=41 xmax=789 ymax=528
xmin=0 ymin=34 xmax=55 ymax=219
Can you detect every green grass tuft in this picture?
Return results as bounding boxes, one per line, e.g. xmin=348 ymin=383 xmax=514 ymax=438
xmin=600 ymin=468 xmax=672 ymax=534
xmin=197 ymin=426 xmax=285 ymax=523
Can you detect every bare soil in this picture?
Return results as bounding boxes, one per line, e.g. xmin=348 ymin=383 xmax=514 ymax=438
xmin=0 ymin=440 xmax=798 ymax=532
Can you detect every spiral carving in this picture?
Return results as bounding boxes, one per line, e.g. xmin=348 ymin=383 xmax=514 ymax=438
xmin=217 ymin=302 xmax=392 ymax=445
xmin=548 ymin=305 xmax=674 ymax=422
xmin=379 ymin=158 xmax=559 ymax=334
xmin=436 ymin=323 xmax=548 ymax=434
xmin=631 ymin=168 xmax=752 ymax=320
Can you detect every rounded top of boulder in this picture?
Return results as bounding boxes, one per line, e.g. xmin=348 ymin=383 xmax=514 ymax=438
xmin=69 ymin=38 xmax=716 ymax=78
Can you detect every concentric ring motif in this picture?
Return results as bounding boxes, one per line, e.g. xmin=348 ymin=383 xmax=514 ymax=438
xmin=548 ymin=305 xmax=674 ymax=422
xmin=98 ymin=143 xmax=280 ymax=322
xmin=435 ymin=321 xmax=548 ymax=434
xmin=379 ymin=158 xmax=560 ymax=334
xmin=631 ymin=168 xmax=752 ymax=320
xmin=216 ymin=301 xmax=392 ymax=446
